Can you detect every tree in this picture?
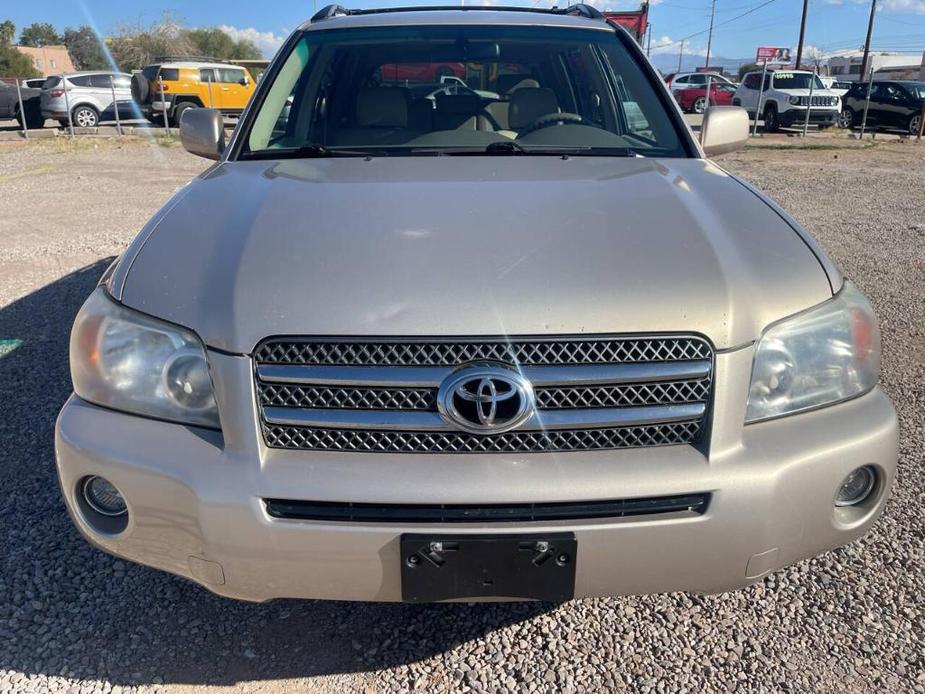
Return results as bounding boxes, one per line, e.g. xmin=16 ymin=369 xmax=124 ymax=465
xmin=64 ymin=26 xmax=109 ymax=71
xmin=0 ymin=20 xmax=41 ymax=78
xmin=19 ymin=22 xmax=62 ymax=47
xmin=738 ymin=62 xmax=760 ymax=80
xmin=109 ymin=14 xmax=193 ymax=72
xmin=183 ymin=27 xmax=261 ymax=61
xmin=0 ymin=20 xmax=15 ymax=45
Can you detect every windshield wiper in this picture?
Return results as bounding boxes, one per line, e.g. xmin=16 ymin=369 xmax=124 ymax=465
xmin=484 ymin=140 xmax=527 ymax=155
xmin=240 ymin=144 xmax=376 ymax=160
xmin=453 ymin=143 xmax=641 ymax=157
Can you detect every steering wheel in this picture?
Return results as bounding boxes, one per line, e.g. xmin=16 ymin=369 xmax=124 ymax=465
xmin=519 ymin=112 xmax=584 ymax=136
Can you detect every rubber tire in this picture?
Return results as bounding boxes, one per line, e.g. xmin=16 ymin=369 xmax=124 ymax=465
xmin=763 ymin=105 xmax=780 ymax=133
xmin=171 ymin=101 xmax=195 ymax=128
xmin=15 ymin=103 xmax=44 ymax=129
xmin=908 ymin=113 xmax=922 ymax=137
xmin=838 ymin=108 xmax=854 ymax=129
xmin=131 ymin=72 xmax=149 ymax=104
xmin=693 ymin=96 xmax=707 ymax=114
xmin=72 ymin=105 xmax=99 ymax=128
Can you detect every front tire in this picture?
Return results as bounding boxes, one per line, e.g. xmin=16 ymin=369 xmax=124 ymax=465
xmin=764 ymin=104 xmax=780 ymax=133
xmin=170 ymin=101 xmax=196 ymax=128
xmin=908 ymin=113 xmax=922 ymax=136
xmin=838 ymin=107 xmax=854 ymax=129
xmin=72 ymin=105 xmax=99 ymax=128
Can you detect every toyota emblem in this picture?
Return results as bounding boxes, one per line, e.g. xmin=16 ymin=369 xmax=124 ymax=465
xmin=437 ymin=364 xmax=535 ymax=434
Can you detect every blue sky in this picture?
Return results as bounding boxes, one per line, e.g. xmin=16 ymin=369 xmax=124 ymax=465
xmin=4 ymin=0 xmax=924 ymax=61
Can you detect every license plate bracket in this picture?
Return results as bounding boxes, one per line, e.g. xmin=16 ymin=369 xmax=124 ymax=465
xmin=400 ymin=532 xmax=577 ymax=602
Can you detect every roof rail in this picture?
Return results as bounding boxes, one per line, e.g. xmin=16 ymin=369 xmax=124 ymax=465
xmin=311 ymin=4 xmax=351 ymax=22
xmin=553 ymin=4 xmax=605 ymax=19
xmin=153 ymin=55 xmax=222 ymax=64
xmin=308 ymin=4 xmax=606 ymax=21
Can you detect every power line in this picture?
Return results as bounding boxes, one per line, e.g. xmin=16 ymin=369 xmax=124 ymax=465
xmin=655 ymin=0 xmax=782 ymax=50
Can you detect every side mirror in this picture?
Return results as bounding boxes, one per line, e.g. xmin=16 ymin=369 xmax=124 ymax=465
xmin=700 ymin=105 xmax=749 ymax=157
xmin=180 ymin=108 xmax=225 ymax=160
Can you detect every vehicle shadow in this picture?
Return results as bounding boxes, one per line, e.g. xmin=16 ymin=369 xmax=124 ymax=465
xmin=0 ymin=260 xmax=555 ymax=688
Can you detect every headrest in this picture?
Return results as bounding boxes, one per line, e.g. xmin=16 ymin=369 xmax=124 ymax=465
xmin=509 ymin=87 xmax=559 ymax=130
xmin=434 ymin=92 xmax=482 ymax=115
xmin=496 ymin=74 xmax=539 ymax=95
xmin=356 ymin=87 xmax=408 ymax=128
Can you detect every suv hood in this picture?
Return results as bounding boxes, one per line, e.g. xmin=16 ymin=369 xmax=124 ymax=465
xmin=120 ymin=157 xmax=835 ymax=353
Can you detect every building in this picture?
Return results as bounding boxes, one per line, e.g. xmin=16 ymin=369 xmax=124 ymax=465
xmin=15 ymin=45 xmax=75 ymax=76
xmin=827 ymin=53 xmax=921 ymax=82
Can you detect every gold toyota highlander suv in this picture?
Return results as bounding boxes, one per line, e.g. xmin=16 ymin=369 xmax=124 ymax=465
xmin=55 ymin=4 xmax=898 ymax=603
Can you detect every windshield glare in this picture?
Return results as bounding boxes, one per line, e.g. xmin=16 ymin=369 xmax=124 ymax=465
xmin=243 ymin=25 xmax=685 ymax=157
xmin=772 ymin=72 xmax=825 ymax=90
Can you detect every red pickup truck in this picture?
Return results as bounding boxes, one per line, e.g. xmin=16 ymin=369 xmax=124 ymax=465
xmin=673 ymin=83 xmax=736 ymax=114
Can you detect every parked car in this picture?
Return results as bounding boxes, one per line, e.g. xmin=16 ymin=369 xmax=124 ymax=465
xmin=131 ymin=61 xmax=256 ymax=127
xmin=40 ymin=72 xmax=134 ymax=128
xmin=734 ymin=69 xmax=840 ymax=132
xmin=839 ymin=80 xmax=925 ymax=135
xmin=665 ymin=71 xmax=736 ymax=90
xmin=56 ymin=3 xmax=897 ymax=604
xmin=674 ymin=83 xmax=736 ymax=113
xmin=820 ymin=76 xmax=851 ymax=99
xmin=0 ymin=80 xmax=43 ymax=127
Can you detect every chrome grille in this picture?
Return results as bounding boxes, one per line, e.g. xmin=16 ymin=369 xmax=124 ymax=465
xmin=255 ymin=336 xmax=714 ymax=454
xmin=535 ymin=379 xmax=710 ymax=410
xmin=255 ymin=337 xmax=712 ymax=366
xmin=259 ymin=383 xmax=435 ymax=410
xmin=264 ymin=421 xmax=703 ymax=454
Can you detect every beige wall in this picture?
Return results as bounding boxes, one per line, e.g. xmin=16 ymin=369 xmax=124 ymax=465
xmin=15 ymin=46 xmax=76 ymax=76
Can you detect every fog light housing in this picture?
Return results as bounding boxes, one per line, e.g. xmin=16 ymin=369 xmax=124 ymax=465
xmin=834 ymin=466 xmax=877 ymax=507
xmin=82 ymin=476 xmax=127 ymax=516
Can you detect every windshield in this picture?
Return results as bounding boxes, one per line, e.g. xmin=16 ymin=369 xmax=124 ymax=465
xmin=772 ymin=72 xmax=825 ymax=90
xmin=241 ymin=24 xmax=685 ymax=158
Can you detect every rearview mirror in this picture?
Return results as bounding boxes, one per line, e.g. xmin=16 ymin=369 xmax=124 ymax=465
xmin=180 ymin=108 xmax=225 ymax=160
xmin=700 ymin=105 xmax=749 ymax=157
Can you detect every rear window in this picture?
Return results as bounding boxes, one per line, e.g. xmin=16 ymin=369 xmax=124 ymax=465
xmin=43 ymin=76 xmax=61 ymax=89
xmin=89 ymin=74 xmax=116 ymax=88
xmin=158 ymin=68 xmax=180 ymax=82
xmin=243 ymin=24 xmax=686 ymax=158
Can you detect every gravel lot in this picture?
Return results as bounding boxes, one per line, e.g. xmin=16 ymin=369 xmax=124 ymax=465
xmin=0 ymin=136 xmax=922 ymax=693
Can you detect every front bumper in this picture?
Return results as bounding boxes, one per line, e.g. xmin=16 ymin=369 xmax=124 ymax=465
xmin=55 ymin=349 xmax=898 ymax=603
xmin=779 ymin=108 xmax=839 ymax=126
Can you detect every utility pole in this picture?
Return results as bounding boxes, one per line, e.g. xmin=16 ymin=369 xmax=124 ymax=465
xmin=646 ymin=23 xmax=653 ymax=58
xmin=678 ymin=39 xmax=685 ymax=73
xmin=795 ymin=0 xmax=809 ymax=69
xmin=860 ymin=0 xmax=877 ymax=82
xmin=704 ymin=0 xmax=717 ymax=68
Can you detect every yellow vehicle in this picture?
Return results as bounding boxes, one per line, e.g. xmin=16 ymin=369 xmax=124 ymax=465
xmin=131 ymin=60 xmax=257 ymax=126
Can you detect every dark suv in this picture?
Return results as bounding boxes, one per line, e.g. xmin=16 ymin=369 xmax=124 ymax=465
xmin=839 ymin=80 xmax=925 ymax=135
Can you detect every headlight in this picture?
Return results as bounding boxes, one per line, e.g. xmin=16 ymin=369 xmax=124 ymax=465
xmin=745 ymin=281 xmax=880 ymax=423
xmin=789 ymin=96 xmax=802 ymax=105
xmin=70 ymin=288 xmax=220 ymax=428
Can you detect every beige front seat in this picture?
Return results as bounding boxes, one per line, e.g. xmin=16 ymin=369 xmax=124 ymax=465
xmin=332 ymin=87 xmax=418 ymax=146
xmin=483 ymin=77 xmax=540 ymax=131
xmin=500 ymin=87 xmax=560 ymax=138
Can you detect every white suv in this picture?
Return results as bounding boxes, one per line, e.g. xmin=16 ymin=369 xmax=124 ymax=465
xmin=40 ymin=72 xmax=134 ymax=128
xmin=734 ymin=69 xmax=840 ymax=132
